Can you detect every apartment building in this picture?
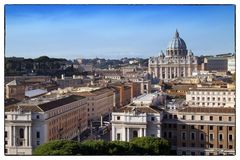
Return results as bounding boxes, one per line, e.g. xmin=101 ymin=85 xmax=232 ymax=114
xmin=186 ymin=87 xmax=235 ymax=108
xmin=176 ymin=107 xmax=235 ymax=156
xmin=4 ymin=95 xmax=88 ymax=155
xmin=76 ymin=87 xmax=114 ymax=122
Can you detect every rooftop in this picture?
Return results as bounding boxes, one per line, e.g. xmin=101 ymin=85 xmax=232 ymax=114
xmin=118 ymin=105 xmax=163 ymax=114
xmin=179 ymin=107 xmax=235 ymax=114
xmin=5 ymin=98 xmax=20 ymax=107
xmin=38 ymin=95 xmax=86 ymax=111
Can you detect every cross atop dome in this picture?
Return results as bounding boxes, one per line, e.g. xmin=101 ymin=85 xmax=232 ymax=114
xmin=175 ymin=29 xmax=179 ymax=38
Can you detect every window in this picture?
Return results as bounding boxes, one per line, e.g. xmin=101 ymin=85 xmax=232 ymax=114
xmin=19 ymin=128 xmax=24 ymax=138
xmin=182 ymin=132 xmax=186 ymax=140
xmin=191 ymin=125 xmax=195 ymax=129
xmin=200 ymin=144 xmax=205 ymax=148
xmin=174 ymin=115 xmax=178 ymax=119
xmin=168 ymin=124 xmax=172 ymax=128
xmin=191 ymin=132 xmax=195 ymax=140
xmin=5 ymin=115 xmax=7 ymax=119
xmin=207 ymin=97 xmax=210 ymax=101
xmin=219 ymin=116 xmax=222 ymax=121
xmin=4 ymin=131 xmax=7 ymax=138
xmin=5 ymin=141 xmax=8 ymax=145
xmin=219 ymin=145 xmax=223 ymax=148
xmin=168 ymin=132 xmax=172 ymax=139
xmin=117 ymin=133 xmax=121 ymax=140
xmin=228 ymin=117 xmax=232 ymax=121
xmin=182 ymin=115 xmax=186 ymax=120
xmin=191 ymin=143 xmax=195 ymax=147
xmin=164 ymin=132 xmax=167 ymax=138
xmin=191 ymin=152 xmax=195 ymax=155
xmin=200 ymin=152 xmax=205 ymax=155
xmin=219 ymin=126 xmax=223 ymax=131
xmin=192 ymin=97 xmax=195 ymax=100
xmin=210 ymin=126 xmax=213 ymax=130
xmin=218 ymin=97 xmax=220 ymax=101
xmin=202 ymin=97 xmax=205 ymax=100
xmin=37 ymin=141 xmax=40 ymax=145
xmin=151 ymin=117 xmax=155 ymax=121
xmin=200 ymin=133 xmax=204 ymax=141
xmin=173 ymin=124 xmax=177 ymax=128
xmin=210 ymin=116 xmax=213 ymax=121
xmin=36 ymin=131 xmax=40 ymax=138
xmin=228 ymin=98 xmax=231 ymax=101
xmin=4 ymin=149 xmax=8 ymax=153
xmin=36 ymin=115 xmax=40 ymax=119
xmin=87 ymin=108 xmax=89 ymax=112
xmin=191 ymin=115 xmax=195 ymax=120
xmin=92 ymin=108 xmax=94 ymax=111
xmin=133 ymin=131 xmax=138 ymax=138
xmin=197 ymin=97 xmax=200 ymax=100
xmin=229 ymin=145 xmax=233 ymax=149
xmin=210 ymin=134 xmax=214 ymax=141
xmin=200 ymin=116 xmax=204 ymax=120
xmin=182 ymin=143 xmax=186 ymax=147
xmin=200 ymin=125 xmax=204 ymax=130
xmin=169 ymin=115 xmax=172 ymax=119
xmin=209 ymin=144 xmax=213 ymax=148
xmin=117 ymin=116 xmax=120 ymax=120
xmin=219 ymin=134 xmax=223 ymax=141
xmin=212 ymin=97 xmax=215 ymax=101
xmin=229 ymin=134 xmax=233 ymax=141
xmin=182 ymin=151 xmax=186 ymax=155
xmin=229 ymin=126 xmax=232 ymax=131
xmin=182 ymin=125 xmax=186 ymax=129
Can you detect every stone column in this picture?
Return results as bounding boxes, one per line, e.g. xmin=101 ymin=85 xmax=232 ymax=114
xmin=169 ymin=67 xmax=172 ymax=79
xmin=112 ymin=126 xmax=115 ymax=141
xmin=29 ymin=126 xmax=32 ymax=146
xmin=13 ymin=126 xmax=16 ymax=146
xmin=127 ymin=128 xmax=130 ymax=142
xmin=124 ymin=127 xmax=127 ymax=141
xmin=139 ymin=128 xmax=142 ymax=137
xmin=10 ymin=126 xmax=12 ymax=146
xmin=24 ymin=126 xmax=27 ymax=146
xmin=183 ymin=66 xmax=186 ymax=77
xmin=177 ymin=67 xmax=180 ymax=77
xmin=173 ymin=67 xmax=176 ymax=78
xmin=143 ymin=128 xmax=146 ymax=137
xmin=160 ymin=67 xmax=163 ymax=79
xmin=165 ymin=67 xmax=168 ymax=80
xmin=155 ymin=66 xmax=159 ymax=77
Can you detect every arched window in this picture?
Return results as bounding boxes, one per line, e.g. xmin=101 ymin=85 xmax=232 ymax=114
xmin=133 ymin=130 xmax=138 ymax=138
xmin=19 ymin=128 xmax=24 ymax=138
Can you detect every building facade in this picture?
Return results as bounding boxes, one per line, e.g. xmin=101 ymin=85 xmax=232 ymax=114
xmin=186 ymin=87 xmax=235 ymax=108
xmin=148 ymin=30 xmax=198 ymax=81
xmin=176 ymin=107 xmax=235 ymax=155
xmin=4 ymin=95 xmax=88 ymax=155
xmin=111 ymin=93 xmax=164 ymax=141
xmin=77 ymin=87 xmax=114 ymax=122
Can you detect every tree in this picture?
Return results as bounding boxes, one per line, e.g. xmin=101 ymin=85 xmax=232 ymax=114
xmin=130 ymin=137 xmax=171 ymax=155
xmin=33 ymin=140 xmax=80 ymax=155
xmin=79 ymin=140 xmax=109 ymax=155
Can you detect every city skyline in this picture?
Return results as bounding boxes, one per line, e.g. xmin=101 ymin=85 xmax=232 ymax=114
xmin=5 ymin=4 xmax=235 ymax=59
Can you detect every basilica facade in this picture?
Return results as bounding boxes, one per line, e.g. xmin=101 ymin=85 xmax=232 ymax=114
xmin=148 ymin=30 xmax=198 ymax=81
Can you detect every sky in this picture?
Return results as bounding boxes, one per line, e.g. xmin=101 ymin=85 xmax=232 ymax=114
xmin=5 ymin=5 xmax=235 ymax=59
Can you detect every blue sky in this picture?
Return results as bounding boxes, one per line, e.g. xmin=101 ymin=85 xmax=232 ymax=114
xmin=5 ymin=5 xmax=235 ymax=59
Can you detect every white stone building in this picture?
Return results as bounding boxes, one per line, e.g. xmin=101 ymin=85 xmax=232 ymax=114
xmin=4 ymin=95 xmax=88 ymax=155
xmin=186 ymin=87 xmax=235 ymax=108
xmin=148 ymin=30 xmax=197 ymax=81
xmin=111 ymin=93 xmax=164 ymax=141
